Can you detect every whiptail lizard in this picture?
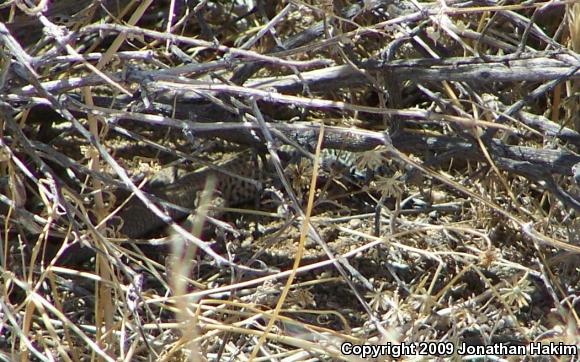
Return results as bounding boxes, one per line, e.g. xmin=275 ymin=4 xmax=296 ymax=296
xmin=114 ymin=151 xmax=264 ymax=238
xmin=112 ymin=148 xmax=377 ymax=239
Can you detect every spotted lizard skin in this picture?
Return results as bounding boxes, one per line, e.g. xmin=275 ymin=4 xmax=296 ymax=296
xmin=115 ymin=152 xmax=263 ymax=238
xmin=114 ymin=148 xmax=379 ymax=238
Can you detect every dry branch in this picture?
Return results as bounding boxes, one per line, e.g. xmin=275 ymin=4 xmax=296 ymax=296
xmin=2 ymin=0 xmax=580 ymax=360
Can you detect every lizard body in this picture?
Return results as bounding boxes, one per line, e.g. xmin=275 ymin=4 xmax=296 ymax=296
xmin=114 ymin=148 xmax=380 ymax=238
xmin=115 ymin=151 xmax=263 ymax=238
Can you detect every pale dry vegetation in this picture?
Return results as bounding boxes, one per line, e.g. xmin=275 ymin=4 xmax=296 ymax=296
xmin=1 ymin=0 xmax=580 ymax=361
